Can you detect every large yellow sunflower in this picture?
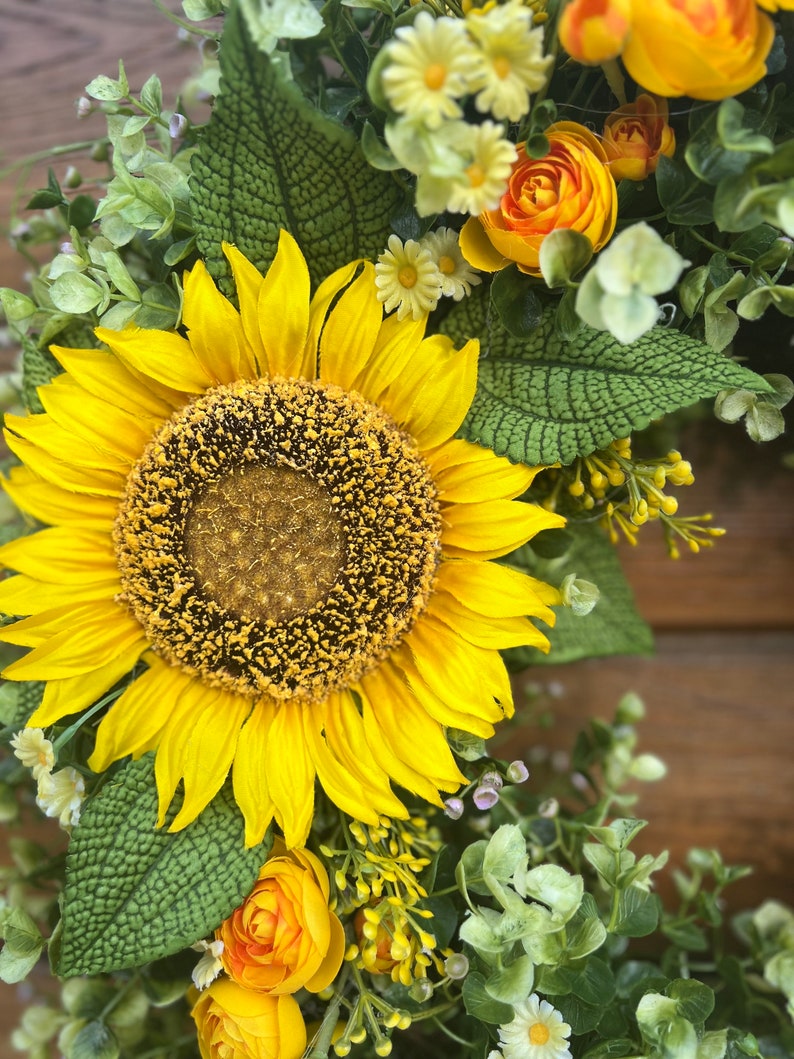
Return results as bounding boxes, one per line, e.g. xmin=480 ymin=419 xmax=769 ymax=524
xmin=0 ymin=231 xmax=563 ymax=847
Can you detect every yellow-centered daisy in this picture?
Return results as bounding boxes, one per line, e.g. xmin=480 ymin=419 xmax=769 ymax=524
xmin=0 ymin=232 xmax=563 ymax=848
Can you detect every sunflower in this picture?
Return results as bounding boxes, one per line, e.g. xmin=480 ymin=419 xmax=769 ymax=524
xmin=0 ymin=231 xmax=563 ymax=848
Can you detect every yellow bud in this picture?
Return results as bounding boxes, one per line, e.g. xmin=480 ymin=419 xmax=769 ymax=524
xmin=688 ymin=539 xmax=700 ymax=553
xmin=334 ymin=1042 xmax=352 ymax=1057
xmin=350 ymin=1028 xmax=368 ymax=1044
xmin=590 ymin=470 xmax=606 ymax=490
xmin=568 ymin=479 xmax=585 ymax=497
xmin=397 ymin=1014 xmax=412 ymax=1030
xmin=334 ymin=870 xmax=348 ymax=890
xmin=661 ymin=496 xmax=678 ymax=515
xmin=375 ymin=1040 xmax=393 ymax=1057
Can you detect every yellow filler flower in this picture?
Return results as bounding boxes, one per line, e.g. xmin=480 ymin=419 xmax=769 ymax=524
xmin=0 ymin=232 xmax=563 ymax=848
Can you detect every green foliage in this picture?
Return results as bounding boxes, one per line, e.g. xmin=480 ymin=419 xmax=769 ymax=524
xmin=0 ymin=906 xmax=45 ymax=984
xmin=440 ymin=294 xmax=771 ymax=466
xmin=191 ymin=2 xmax=403 ymax=294
xmin=507 ymin=521 xmax=654 ymax=667
xmin=57 ymin=754 xmax=273 ymax=977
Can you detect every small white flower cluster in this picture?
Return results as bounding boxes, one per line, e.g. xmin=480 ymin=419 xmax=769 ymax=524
xmin=375 ymin=227 xmax=482 ymax=320
xmin=10 ymin=728 xmax=85 ymax=830
xmin=376 ymin=3 xmax=551 ymax=217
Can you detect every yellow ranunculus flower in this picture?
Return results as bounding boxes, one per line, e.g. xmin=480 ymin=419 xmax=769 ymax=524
xmin=603 ymin=94 xmax=676 ymax=181
xmin=622 ymin=0 xmax=775 ymax=100
xmin=558 ymin=0 xmax=632 ymax=65
xmin=191 ymin=979 xmax=306 ymax=1059
xmin=459 ymin=122 xmax=617 ymax=277
xmin=217 ymin=842 xmax=345 ymax=995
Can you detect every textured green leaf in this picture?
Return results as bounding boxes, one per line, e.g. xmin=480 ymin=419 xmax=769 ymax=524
xmin=505 ymin=521 xmax=653 ymax=668
xmin=191 ymin=2 xmax=403 ymax=293
xmin=58 ymin=754 xmax=273 ymax=977
xmin=441 ymin=292 xmax=772 ymax=466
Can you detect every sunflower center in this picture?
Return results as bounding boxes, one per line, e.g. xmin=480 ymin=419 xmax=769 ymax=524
xmin=184 ymin=464 xmax=344 ymax=624
xmin=114 ymin=377 xmax=441 ymax=703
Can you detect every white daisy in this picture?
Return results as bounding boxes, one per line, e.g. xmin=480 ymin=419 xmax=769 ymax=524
xmin=381 ymin=12 xmax=478 ymax=130
xmin=10 ymin=728 xmax=55 ymax=781
xmin=439 ymin=121 xmax=517 ymax=216
xmin=420 ymin=227 xmax=482 ymax=300
xmin=498 ymin=994 xmax=573 ymax=1059
xmin=467 ymin=0 xmax=553 ymax=122
xmin=374 ymin=234 xmax=443 ymax=319
xmin=36 ymin=768 xmax=85 ymax=830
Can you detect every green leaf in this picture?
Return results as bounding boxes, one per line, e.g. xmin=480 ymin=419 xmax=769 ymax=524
xmin=483 ymin=824 xmax=527 ymax=882
xmin=57 ymin=753 xmax=273 ymax=977
xmin=68 ymin=1021 xmax=120 ymax=1059
xmin=49 ymin=272 xmax=104 ymax=314
xmin=484 ymin=954 xmax=535 ymax=1004
xmin=489 ymin=265 xmax=544 ymax=337
xmin=506 ymin=521 xmax=653 ymax=667
xmin=553 ymin=991 xmax=603 ymax=1034
xmin=614 ymin=885 xmax=660 ymax=937
xmin=462 ymin=971 xmax=515 ymax=1024
xmin=440 ymin=295 xmax=770 ymax=466
xmin=0 ymin=907 xmax=44 ymax=983
xmin=668 ymin=978 xmax=715 ymax=1025
xmin=191 ymin=2 xmax=403 ymax=293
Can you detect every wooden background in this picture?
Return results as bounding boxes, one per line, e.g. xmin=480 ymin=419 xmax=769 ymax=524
xmin=0 ymin=0 xmax=792 ymax=1052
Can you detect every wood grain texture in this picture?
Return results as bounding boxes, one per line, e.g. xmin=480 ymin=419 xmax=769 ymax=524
xmin=0 ymin=1 xmax=792 ymax=1055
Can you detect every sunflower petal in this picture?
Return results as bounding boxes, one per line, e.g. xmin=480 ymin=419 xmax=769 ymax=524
xmin=437 ymin=558 xmax=561 ymax=618
xmin=426 ymin=438 xmax=542 ymax=502
xmin=443 ymin=499 xmax=566 ymax=560
xmin=1 ymin=467 xmax=118 ymax=530
xmin=358 ymin=667 xmax=465 ymax=795
xmin=232 ymin=699 xmax=278 ymax=848
xmin=39 ymin=375 xmax=154 ymax=464
xmin=394 ymin=647 xmax=497 ymax=738
xmin=380 ymin=335 xmax=479 ymax=448
xmin=1 ymin=602 xmax=145 ymax=678
xmin=323 ymin=691 xmax=408 ymax=817
xmin=266 ymin=703 xmax=316 ymax=848
xmin=4 ymin=434 xmax=125 ymax=496
xmin=256 ymin=230 xmax=312 ymax=379
xmin=302 ymin=708 xmax=385 ymax=826
xmin=0 ymin=527 xmax=116 ymax=582
xmin=0 ymin=573 xmax=119 ymax=616
xmin=353 ymin=312 xmax=427 ymax=403
xmin=89 ymin=658 xmax=192 ymax=771
xmin=50 ymin=346 xmax=180 ymax=419
xmin=95 ymin=326 xmax=213 ymax=394
xmin=427 ymin=589 xmax=553 ymax=651
xmin=29 ymin=641 xmax=148 ymax=728
xmin=182 ymin=259 xmax=257 ymax=382
xmin=306 ymin=260 xmax=361 ymax=375
xmin=319 ymin=264 xmax=382 ymax=390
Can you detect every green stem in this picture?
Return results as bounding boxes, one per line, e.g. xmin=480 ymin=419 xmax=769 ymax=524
xmin=0 ymin=141 xmax=108 ymax=181
xmin=52 ymin=686 xmax=125 ymax=753
xmin=688 ymin=229 xmax=753 ymax=266
xmin=306 ymin=973 xmax=348 ymax=1059
xmin=149 ymin=0 xmax=218 ymax=38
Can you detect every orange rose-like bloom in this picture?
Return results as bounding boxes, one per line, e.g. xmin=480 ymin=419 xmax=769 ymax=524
xmin=459 ymin=122 xmax=618 ymax=277
xmin=191 ymin=979 xmax=306 ymax=1059
xmin=217 ymin=843 xmax=345 ymax=995
xmin=622 ymin=0 xmax=775 ymax=100
xmin=558 ymin=0 xmax=632 ymax=64
xmin=603 ymin=94 xmax=676 ymax=181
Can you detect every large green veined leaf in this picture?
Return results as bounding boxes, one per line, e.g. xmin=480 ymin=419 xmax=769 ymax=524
xmin=504 ymin=522 xmax=653 ymax=668
xmin=57 ymin=754 xmax=272 ymax=977
xmin=441 ymin=292 xmax=773 ymax=466
xmin=191 ymin=1 xmax=403 ymax=293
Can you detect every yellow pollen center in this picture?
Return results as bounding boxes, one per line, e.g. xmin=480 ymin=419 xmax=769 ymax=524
xmin=493 ymin=54 xmax=512 ymax=79
xmin=185 ymin=464 xmax=344 ymax=624
xmin=398 ymin=265 xmax=418 ymax=289
xmin=529 ymin=1022 xmax=551 ymax=1046
xmin=466 ymin=163 xmax=487 ymax=188
xmin=423 ymin=62 xmax=447 ymax=91
xmin=438 ymin=255 xmax=456 ymax=276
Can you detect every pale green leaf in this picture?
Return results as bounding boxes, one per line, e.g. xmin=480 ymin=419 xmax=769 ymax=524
xmin=485 ymin=955 xmax=535 ymax=1004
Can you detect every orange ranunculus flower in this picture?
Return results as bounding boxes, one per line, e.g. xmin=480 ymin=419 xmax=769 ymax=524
xmin=217 ymin=842 xmax=345 ymax=995
xmin=558 ymin=0 xmax=632 ymax=64
xmin=191 ymin=979 xmax=306 ymax=1059
xmin=603 ymin=94 xmax=676 ymax=181
xmin=622 ymin=0 xmax=775 ymax=101
xmin=459 ymin=122 xmax=618 ymax=277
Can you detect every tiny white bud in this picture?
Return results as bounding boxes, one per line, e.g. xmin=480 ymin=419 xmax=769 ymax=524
xmin=444 ymin=953 xmax=469 ymax=980
xmin=76 ymin=96 xmax=92 ymax=118
xmin=169 ymin=112 xmax=189 ymax=139
xmin=473 ymin=786 xmax=499 ymax=811
xmin=538 ymin=797 xmax=559 ymax=818
xmin=443 ymin=797 xmax=464 ymax=820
